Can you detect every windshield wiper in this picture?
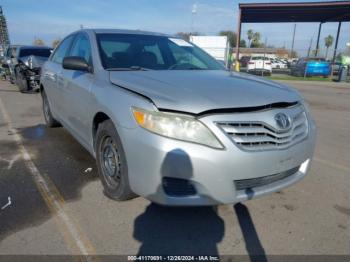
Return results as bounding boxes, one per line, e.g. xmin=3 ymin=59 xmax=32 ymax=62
xmin=107 ymin=66 xmax=151 ymax=71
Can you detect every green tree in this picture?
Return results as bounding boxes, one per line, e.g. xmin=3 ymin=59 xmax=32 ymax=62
xmin=251 ymin=32 xmax=261 ymax=48
xmin=324 ymin=35 xmax=334 ymax=59
xmin=247 ymin=29 xmax=254 ymax=47
xmin=219 ymin=30 xmax=237 ymax=48
xmin=240 ymin=39 xmax=247 ymax=48
xmin=33 ymin=38 xmax=45 ymax=46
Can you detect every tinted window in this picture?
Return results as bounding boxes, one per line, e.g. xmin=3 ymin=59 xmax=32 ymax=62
xmin=69 ymin=33 xmax=92 ymax=64
xmin=306 ymin=58 xmax=326 ymax=62
xmin=96 ymin=33 xmax=224 ymax=70
xmin=252 ymin=57 xmax=270 ymax=61
xmin=51 ymin=34 xmax=75 ymax=64
xmin=19 ymin=48 xmax=52 ymax=58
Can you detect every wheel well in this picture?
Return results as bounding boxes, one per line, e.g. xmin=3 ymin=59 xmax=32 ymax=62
xmin=92 ymin=112 xmax=110 ymax=142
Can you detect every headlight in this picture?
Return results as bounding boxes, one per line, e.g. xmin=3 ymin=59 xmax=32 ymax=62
xmin=132 ymin=107 xmax=223 ymax=149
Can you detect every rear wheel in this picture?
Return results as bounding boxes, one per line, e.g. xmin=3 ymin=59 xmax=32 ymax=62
xmin=41 ymin=89 xmax=61 ymax=127
xmin=95 ymin=120 xmax=136 ymax=201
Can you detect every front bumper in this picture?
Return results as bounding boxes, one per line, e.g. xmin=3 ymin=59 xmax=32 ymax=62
xmin=119 ymin=106 xmax=316 ymax=206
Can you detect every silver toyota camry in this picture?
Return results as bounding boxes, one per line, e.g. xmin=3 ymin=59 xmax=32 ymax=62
xmin=41 ymin=29 xmax=316 ymax=206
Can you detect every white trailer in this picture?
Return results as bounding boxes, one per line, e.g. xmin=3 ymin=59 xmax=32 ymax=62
xmin=189 ymin=36 xmax=229 ymax=66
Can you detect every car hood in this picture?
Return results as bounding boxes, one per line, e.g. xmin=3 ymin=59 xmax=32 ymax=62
xmin=109 ymin=70 xmax=302 ymax=114
xmin=19 ymin=55 xmax=49 ymax=69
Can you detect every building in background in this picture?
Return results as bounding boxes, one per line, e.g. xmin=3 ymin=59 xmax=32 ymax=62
xmin=238 ymin=48 xmax=290 ymax=59
xmin=0 ymin=6 xmax=10 ymax=57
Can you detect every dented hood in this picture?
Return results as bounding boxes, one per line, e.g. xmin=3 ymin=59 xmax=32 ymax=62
xmin=109 ymin=70 xmax=301 ymax=114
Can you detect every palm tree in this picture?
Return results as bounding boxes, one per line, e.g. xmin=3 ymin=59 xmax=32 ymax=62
xmin=247 ymin=29 xmax=254 ymax=47
xmin=252 ymin=32 xmax=261 ymax=47
xmin=324 ymin=35 xmax=334 ymax=59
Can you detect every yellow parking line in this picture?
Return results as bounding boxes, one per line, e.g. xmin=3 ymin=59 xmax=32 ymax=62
xmin=314 ymin=157 xmax=350 ymax=173
xmin=0 ymin=95 xmax=96 ymax=255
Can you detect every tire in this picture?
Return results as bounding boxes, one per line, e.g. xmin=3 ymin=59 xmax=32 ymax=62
xmin=10 ymin=72 xmax=15 ymax=84
xmin=95 ymin=120 xmax=136 ymax=201
xmin=15 ymin=68 xmax=29 ymax=93
xmin=41 ymin=89 xmax=61 ymax=127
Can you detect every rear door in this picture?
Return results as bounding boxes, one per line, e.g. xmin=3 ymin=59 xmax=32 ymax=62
xmin=59 ymin=32 xmax=94 ymax=145
xmin=42 ymin=34 xmax=76 ymax=119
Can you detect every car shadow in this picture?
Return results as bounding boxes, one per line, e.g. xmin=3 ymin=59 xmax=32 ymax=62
xmin=234 ymin=203 xmax=267 ymax=262
xmin=0 ymin=124 xmax=99 ymax=242
xmin=133 ymin=204 xmax=224 ymax=256
xmin=133 ymin=149 xmax=267 ymax=259
xmin=1 ymin=124 xmax=268 ymax=258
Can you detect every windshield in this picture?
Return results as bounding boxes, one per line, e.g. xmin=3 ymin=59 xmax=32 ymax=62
xmin=19 ymin=48 xmax=52 ymax=58
xmin=96 ymin=33 xmax=225 ymax=70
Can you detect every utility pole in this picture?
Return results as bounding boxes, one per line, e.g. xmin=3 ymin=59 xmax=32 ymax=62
xmin=0 ymin=6 xmax=10 ymax=56
xmin=290 ymin=24 xmax=296 ymax=58
xmin=307 ymin=37 xmax=313 ymax=57
xmin=315 ymin=22 xmax=323 ymax=57
xmin=191 ymin=3 xmax=197 ymax=36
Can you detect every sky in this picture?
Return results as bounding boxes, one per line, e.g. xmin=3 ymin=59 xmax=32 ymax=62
xmin=1 ymin=0 xmax=349 ymax=56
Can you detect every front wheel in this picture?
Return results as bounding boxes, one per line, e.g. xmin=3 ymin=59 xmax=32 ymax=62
xmin=15 ymin=70 xmax=29 ymax=93
xmin=95 ymin=120 xmax=136 ymax=201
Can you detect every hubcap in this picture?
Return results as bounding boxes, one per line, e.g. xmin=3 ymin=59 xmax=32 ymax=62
xmin=100 ymin=136 xmax=121 ymax=188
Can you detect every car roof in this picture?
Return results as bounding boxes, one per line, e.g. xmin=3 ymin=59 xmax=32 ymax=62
xmin=80 ymin=28 xmax=172 ymax=37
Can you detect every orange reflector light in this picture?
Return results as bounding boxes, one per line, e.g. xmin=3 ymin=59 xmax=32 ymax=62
xmin=133 ymin=110 xmax=145 ymax=126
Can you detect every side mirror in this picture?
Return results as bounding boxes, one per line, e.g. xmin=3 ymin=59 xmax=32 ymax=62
xmin=62 ymin=56 xmax=91 ymax=72
xmin=2 ymin=63 xmax=9 ymax=68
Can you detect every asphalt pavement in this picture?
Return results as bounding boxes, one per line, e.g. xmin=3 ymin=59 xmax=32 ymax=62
xmin=0 ymin=79 xmax=349 ymax=257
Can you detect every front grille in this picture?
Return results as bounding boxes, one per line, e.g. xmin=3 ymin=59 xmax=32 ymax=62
xmin=217 ymin=107 xmax=308 ymax=151
xmin=162 ymin=177 xmax=197 ymax=197
xmin=235 ymin=166 xmax=300 ymax=191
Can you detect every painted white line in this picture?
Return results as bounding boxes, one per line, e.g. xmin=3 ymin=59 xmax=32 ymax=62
xmin=0 ymin=154 xmax=21 ymax=170
xmin=0 ymin=95 xmax=95 ymax=255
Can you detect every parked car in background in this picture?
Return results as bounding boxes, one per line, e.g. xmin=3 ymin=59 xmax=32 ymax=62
xmin=4 ymin=45 xmax=21 ymax=84
xmin=287 ymin=58 xmax=298 ymax=68
xmin=331 ymin=62 xmax=341 ymax=75
xmin=271 ymin=58 xmax=288 ymax=69
xmin=247 ymin=56 xmax=272 ymax=75
xmin=291 ymin=57 xmax=330 ymax=77
xmin=41 ymin=29 xmax=316 ymax=206
xmin=8 ymin=46 xmax=52 ymax=92
xmin=239 ymin=56 xmax=251 ymax=67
